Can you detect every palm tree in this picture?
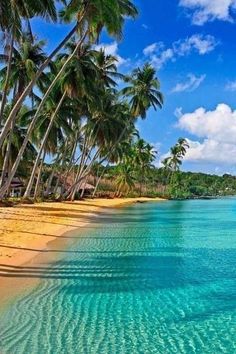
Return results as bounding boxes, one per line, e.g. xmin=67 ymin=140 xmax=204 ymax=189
xmin=122 ymin=63 xmax=163 ymax=119
xmin=162 ymin=138 xmax=189 ymax=197
xmin=0 ymin=105 xmax=37 ymax=191
xmin=133 ymin=139 xmax=157 ymax=195
xmin=0 ymin=0 xmax=138 ymax=199
xmin=94 ymin=49 xmax=123 ymax=88
xmin=115 ymin=164 xmax=135 ymax=196
xmin=0 ymin=0 xmax=58 ymax=125
xmin=0 ymin=0 xmax=138 ymax=149
xmin=100 ymin=63 xmax=163 ymax=160
xmin=164 ymin=138 xmax=189 ymax=172
xmin=0 ymin=34 xmax=48 ymax=102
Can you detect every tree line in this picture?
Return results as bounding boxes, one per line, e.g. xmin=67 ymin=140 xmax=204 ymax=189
xmin=0 ymin=0 xmax=165 ymax=202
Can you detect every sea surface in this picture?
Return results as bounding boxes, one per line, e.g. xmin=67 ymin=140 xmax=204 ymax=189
xmin=0 ymin=198 xmax=236 ymax=353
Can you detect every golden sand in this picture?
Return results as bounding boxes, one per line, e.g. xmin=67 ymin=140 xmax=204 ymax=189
xmin=0 ymin=197 xmax=163 ymax=306
xmin=0 ymin=197 xmax=163 ymax=267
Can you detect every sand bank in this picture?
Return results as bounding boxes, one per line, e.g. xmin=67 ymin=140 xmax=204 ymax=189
xmin=0 ymin=198 xmax=163 ymax=304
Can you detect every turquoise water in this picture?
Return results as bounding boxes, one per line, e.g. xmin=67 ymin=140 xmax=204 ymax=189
xmin=0 ymin=199 xmax=236 ymax=353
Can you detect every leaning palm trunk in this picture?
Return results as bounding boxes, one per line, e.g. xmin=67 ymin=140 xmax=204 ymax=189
xmin=64 ymin=120 xmax=132 ymax=201
xmin=0 ymin=33 xmax=14 ymax=126
xmin=45 ymin=168 xmax=55 ymax=197
xmin=65 ymin=149 xmax=101 ymax=200
xmin=0 ymin=32 xmax=88 ymax=200
xmin=33 ymin=150 xmax=46 ymax=200
xmin=0 ymin=24 xmax=78 ymax=149
xmin=80 ymin=174 xmax=89 ymax=199
xmin=59 ymin=139 xmax=79 ymax=198
xmin=0 ymin=114 xmax=16 ymax=190
xmin=24 ymin=91 xmax=67 ymax=198
xmin=66 ymin=130 xmax=95 ymax=201
xmin=69 ymin=135 xmax=99 ymax=201
xmin=0 ymin=135 xmax=11 ymax=189
xmin=0 ymin=0 xmax=92 ymax=149
xmin=92 ymin=166 xmax=107 ymax=198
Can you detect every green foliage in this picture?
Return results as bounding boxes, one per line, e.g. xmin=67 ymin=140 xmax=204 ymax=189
xmin=152 ymin=169 xmax=236 ymax=199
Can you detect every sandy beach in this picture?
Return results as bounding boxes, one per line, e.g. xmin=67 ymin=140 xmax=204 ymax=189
xmin=0 ymin=197 xmax=163 ymax=305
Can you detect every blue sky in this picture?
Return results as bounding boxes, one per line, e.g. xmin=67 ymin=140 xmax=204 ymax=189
xmin=32 ymin=0 xmax=236 ymax=175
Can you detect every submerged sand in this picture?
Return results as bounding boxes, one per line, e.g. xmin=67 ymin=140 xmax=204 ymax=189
xmin=0 ymin=198 xmax=163 ymax=305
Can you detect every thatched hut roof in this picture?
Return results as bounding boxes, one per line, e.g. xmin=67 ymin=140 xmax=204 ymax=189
xmin=79 ymin=182 xmax=95 ymax=190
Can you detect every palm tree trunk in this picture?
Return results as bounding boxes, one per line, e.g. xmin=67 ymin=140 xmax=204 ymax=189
xmin=0 ymin=32 xmax=14 ymax=126
xmin=59 ymin=136 xmax=79 ymax=198
xmin=0 ymin=0 xmax=91 ymax=149
xmin=64 ymin=149 xmax=101 ymax=200
xmin=80 ymin=174 xmax=89 ymax=199
xmin=96 ymin=120 xmax=132 ymax=167
xmin=0 ymin=114 xmax=16 ymax=190
xmin=53 ymin=176 xmax=60 ymax=195
xmin=92 ymin=167 xmax=106 ymax=198
xmin=0 ymin=32 xmax=88 ymax=200
xmin=33 ymin=150 xmax=46 ymax=200
xmin=0 ymin=24 xmax=79 ymax=148
xmin=45 ymin=168 xmax=55 ymax=197
xmin=24 ymin=91 xmax=67 ymax=198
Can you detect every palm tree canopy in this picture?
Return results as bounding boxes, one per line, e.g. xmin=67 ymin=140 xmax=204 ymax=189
xmin=122 ymin=63 xmax=164 ymax=119
xmin=60 ymin=0 xmax=138 ymax=41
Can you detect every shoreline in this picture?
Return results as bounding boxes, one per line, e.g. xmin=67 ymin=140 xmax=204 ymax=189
xmin=0 ymin=197 xmax=164 ymax=308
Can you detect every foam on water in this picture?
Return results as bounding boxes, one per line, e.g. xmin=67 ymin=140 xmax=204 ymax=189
xmin=0 ymin=199 xmax=236 ymax=353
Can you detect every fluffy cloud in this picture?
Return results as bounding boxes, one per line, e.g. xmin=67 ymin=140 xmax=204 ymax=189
xmin=95 ymin=42 xmax=127 ymax=66
xmin=174 ymin=34 xmax=218 ymax=55
xmin=180 ymin=0 xmax=236 ymax=25
xmin=172 ymin=73 xmax=206 ymax=92
xmin=178 ymin=104 xmax=236 ymax=144
xmin=184 ymin=139 xmax=236 ymax=164
xmin=177 ymin=104 xmax=236 ymax=165
xmin=143 ymin=34 xmax=217 ymax=70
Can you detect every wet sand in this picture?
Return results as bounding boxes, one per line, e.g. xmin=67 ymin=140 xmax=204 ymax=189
xmin=0 ymin=198 xmax=163 ymax=306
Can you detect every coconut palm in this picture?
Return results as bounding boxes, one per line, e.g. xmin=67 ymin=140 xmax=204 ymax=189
xmin=94 ymin=49 xmax=123 ymax=88
xmin=0 ymin=1 xmax=138 ymax=199
xmin=122 ymin=63 xmax=164 ymax=119
xmin=0 ymin=34 xmax=48 ymax=102
xmin=133 ymin=139 xmax=157 ymax=195
xmin=0 ymin=0 xmax=138 ymax=150
xmin=0 ymin=0 xmax=59 ymax=124
xmin=115 ymin=164 xmax=135 ymax=196
xmin=101 ymin=63 xmax=163 ymax=160
xmin=0 ymin=105 xmax=37 ymax=190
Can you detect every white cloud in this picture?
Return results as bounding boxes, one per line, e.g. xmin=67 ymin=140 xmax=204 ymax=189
xmin=95 ymin=42 xmax=128 ymax=66
xmin=150 ymin=49 xmax=175 ymax=70
xmin=177 ymin=104 xmax=236 ymax=165
xmin=142 ymin=24 xmax=149 ymax=30
xmin=180 ymin=0 xmax=236 ymax=25
xmin=178 ymin=104 xmax=236 ymax=144
xmin=143 ymin=34 xmax=217 ymax=70
xmin=172 ymin=73 xmax=206 ymax=92
xmin=175 ymin=34 xmax=218 ymax=55
xmin=143 ymin=43 xmax=158 ymax=56
xmin=225 ymin=80 xmax=236 ymax=91
xmin=184 ymin=138 xmax=236 ymax=164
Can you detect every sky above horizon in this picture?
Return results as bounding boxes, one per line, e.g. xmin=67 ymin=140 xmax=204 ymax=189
xmin=32 ymin=0 xmax=236 ymax=175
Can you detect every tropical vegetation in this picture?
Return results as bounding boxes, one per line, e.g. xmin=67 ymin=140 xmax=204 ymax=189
xmin=0 ymin=0 xmax=166 ymax=202
xmin=0 ymin=1 xmax=234 ymax=203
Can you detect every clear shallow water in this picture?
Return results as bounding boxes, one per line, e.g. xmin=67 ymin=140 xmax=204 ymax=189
xmin=0 ymin=199 xmax=236 ymax=354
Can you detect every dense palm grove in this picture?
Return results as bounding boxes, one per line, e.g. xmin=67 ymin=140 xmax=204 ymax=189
xmin=0 ymin=1 xmax=235 ymax=202
xmin=95 ymin=139 xmax=236 ymax=199
xmin=0 ymin=0 xmax=166 ymax=202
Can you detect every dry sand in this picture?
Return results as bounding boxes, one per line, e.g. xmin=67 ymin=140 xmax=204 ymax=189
xmin=0 ymin=197 xmax=163 ymax=306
